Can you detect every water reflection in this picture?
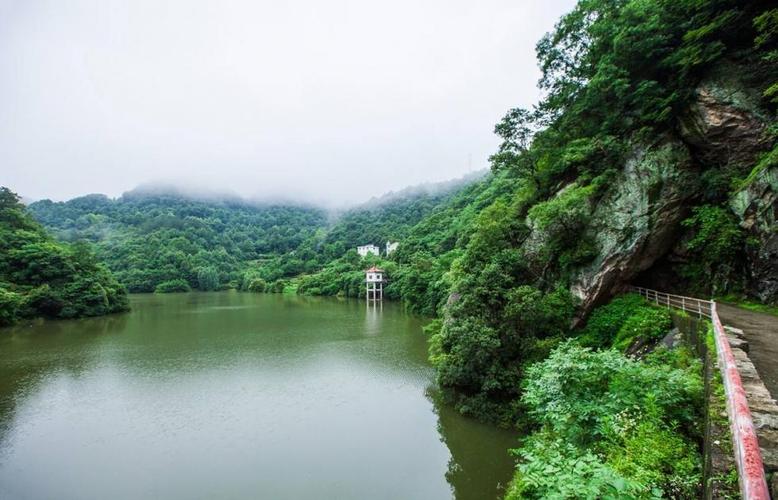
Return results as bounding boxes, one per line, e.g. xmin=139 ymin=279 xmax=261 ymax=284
xmin=0 ymin=313 xmax=129 ymax=446
xmin=427 ymin=388 xmax=517 ymax=500
xmin=364 ymin=300 xmax=383 ymax=336
xmin=0 ymin=292 xmax=515 ymax=499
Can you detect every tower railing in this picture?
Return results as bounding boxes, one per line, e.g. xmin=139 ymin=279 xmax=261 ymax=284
xmin=628 ymin=286 xmax=769 ymax=499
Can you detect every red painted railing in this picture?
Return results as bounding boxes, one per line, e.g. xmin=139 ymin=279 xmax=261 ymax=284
xmin=629 ymin=286 xmax=769 ymax=499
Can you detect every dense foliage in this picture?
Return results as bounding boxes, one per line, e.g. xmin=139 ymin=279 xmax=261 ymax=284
xmin=29 ymin=190 xmax=328 ymax=293
xmin=420 ymin=0 xmax=778 ymax=425
xmin=29 ymin=178 xmax=481 ymax=298
xmin=0 ymin=187 xmax=128 ymax=326
xmin=154 ymin=279 xmax=192 ymax=294
xmin=316 ymin=177 xmax=481 ymax=264
xmin=680 ymin=205 xmax=750 ymax=294
xmin=579 ymin=293 xmax=673 ymax=351
xmin=241 ymin=175 xmax=482 ymax=310
xmin=506 ymin=342 xmax=703 ymax=499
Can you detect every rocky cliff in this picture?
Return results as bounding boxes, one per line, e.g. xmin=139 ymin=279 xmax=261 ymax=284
xmin=731 ymin=165 xmax=778 ymax=302
xmin=570 ymin=138 xmax=697 ymax=315
xmin=564 ymin=64 xmax=777 ymax=314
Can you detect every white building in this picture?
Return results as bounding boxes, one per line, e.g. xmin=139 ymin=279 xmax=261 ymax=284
xmin=365 ymin=266 xmax=384 ymax=301
xmin=365 ymin=266 xmax=384 ymax=283
xmin=357 ymin=244 xmax=380 ymax=257
xmin=385 ymin=241 xmax=399 ymax=255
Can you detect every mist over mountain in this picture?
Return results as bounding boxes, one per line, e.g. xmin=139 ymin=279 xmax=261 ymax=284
xmin=2 ymin=1 xmax=575 ymax=205
xmin=347 ymin=169 xmax=489 ymax=212
xmin=25 ymin=171 xmax=487 ymax=212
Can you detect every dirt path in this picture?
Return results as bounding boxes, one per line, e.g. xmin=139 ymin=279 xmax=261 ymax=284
xmin=717 ymin=303 xmax=778 ymax=400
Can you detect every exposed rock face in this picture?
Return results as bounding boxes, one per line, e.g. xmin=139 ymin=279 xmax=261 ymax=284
xmin=566 ymin=65 xmax=777 ymax=316
xmin=526 ymin=64 xmax=776 ymax=318
xmin=570 ymin=138 xmax=697 ymax=317
xmin=678 ymin=63 xmax=777 ymax=303
xmin=730 ymin=166 xmax=778 ymax=303
xmin=678 ymin=65 xmax=773 ymax=169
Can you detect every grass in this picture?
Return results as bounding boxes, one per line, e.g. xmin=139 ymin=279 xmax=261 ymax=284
xmin=704 ymin=324 xmax=740 ymax=498
xmin=716 ymin=295 xmax=778 ymax=317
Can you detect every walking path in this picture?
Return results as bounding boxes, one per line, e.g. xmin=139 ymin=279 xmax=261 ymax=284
xmin=717 ymin=303 xmax=778 ymax=400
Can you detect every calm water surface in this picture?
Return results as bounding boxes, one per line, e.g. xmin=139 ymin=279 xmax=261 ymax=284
xmin=0 ymin=292 xmax=515 ymax=499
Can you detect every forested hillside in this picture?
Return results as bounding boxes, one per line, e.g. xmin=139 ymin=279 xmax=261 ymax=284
xmin=28 ymin=178 xmax=476 ymax=295
xmin=413 ymin=0 xmax=773 ymax=496
xmin=29 ymin=189 xmax=329 ymax=293
xmin=0 ymin=188 xmax=128 ymax=326
xmin=423 ymin=0 xmax=777 ymax=425
xmin=253 ymin=173 xmax=487 ymax=304
xmin=288 ymin=170 xmax=522 ymax=314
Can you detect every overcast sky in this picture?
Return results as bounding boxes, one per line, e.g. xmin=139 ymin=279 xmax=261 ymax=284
xmin=1 ymin=0 xmax=576 ymax=205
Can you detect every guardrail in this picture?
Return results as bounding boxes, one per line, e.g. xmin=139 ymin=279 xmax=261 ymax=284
xmin=628 ymin=286 xmax=769 ymax=499
xmin=630 ymin=286 xmax=713 ymax=318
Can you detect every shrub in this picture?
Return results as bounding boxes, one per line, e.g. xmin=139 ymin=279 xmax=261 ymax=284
xmin=527 ymin=183 xmax=596 ymax=269
xmin=680 ymin=205 xmax=747 ymax=293
xmin=522 ymin=342 xmax=702 ymax=443
xmin=579 ymin=293 xmax=671 ymax=351
xmin=23 ymin=284 xmax=64 ymax=317
xmin=510 ymin=341 xmax=704 ymax=498
xmin=579 ymin=294 xmax=647 ymax=347
xmin=59 ymin=276 xmax=110 ymax=318
xmin=612 ymin=305 xmax=672 ymax=351
xmin=0 ymin=287 xmax=22 ymax=326
xmin=431 ymin=285 xmax=574 ymax=425
xmin=154 ymin=279 xmax=191 ymax=293
xmin=682 ymin=205 xmax=744 ymax=258
xmin=197 ymin=266 xmax=220 ymax=291
xmin=506 ymin=435 xmax=644 ymax=499
xmin=246 ymin=278 xmax=267 ymax=293
xmin=607 ymin=418 xmax=701 ymax=498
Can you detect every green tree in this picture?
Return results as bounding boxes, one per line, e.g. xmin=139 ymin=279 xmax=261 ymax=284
xmin=197 ymin=267 xmax=220 ymax=291
xmin=154 ymin=279 xmax=191 ymax=293
xmin=0 ymin=187 xmax=129 ymax=325
xmin=0 ymin=287 xmax=22 ymax=326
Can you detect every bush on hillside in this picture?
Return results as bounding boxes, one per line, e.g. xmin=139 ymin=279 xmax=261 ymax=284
xmin=509 ymin=342 xmax=703 ymax=498
xmin=579 ymin=293 xmax=672 ymax=351
xmin=0 ymin=287 xmax=22 ymax=326
xmin=0 ymin=187 xmax=129 ymax=325
xmin=154 ymin=279 xmax=191 ymax=293
xmin=197 ymin=266 xmax=220 ymax=291
xmin=612 ymin=306 xmax=673 ymax=352
xmin=246 ymin=278 xmax=267 ymax=293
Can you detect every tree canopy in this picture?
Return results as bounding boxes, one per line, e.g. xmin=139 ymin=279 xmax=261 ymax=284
xmin=0 ymin=187 xmax=128 ymax=326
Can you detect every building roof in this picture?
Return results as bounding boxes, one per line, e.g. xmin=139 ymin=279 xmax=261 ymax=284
xmin=365 ymin=266 xmax=384 ymax=273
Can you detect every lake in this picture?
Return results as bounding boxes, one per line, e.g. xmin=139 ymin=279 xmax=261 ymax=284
xmin=0 ymin=292 xmax=516 ymax=499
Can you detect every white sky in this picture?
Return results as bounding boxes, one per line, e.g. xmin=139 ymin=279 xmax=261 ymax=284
xmin=0 ymin=0 xmax=576 ymax=205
